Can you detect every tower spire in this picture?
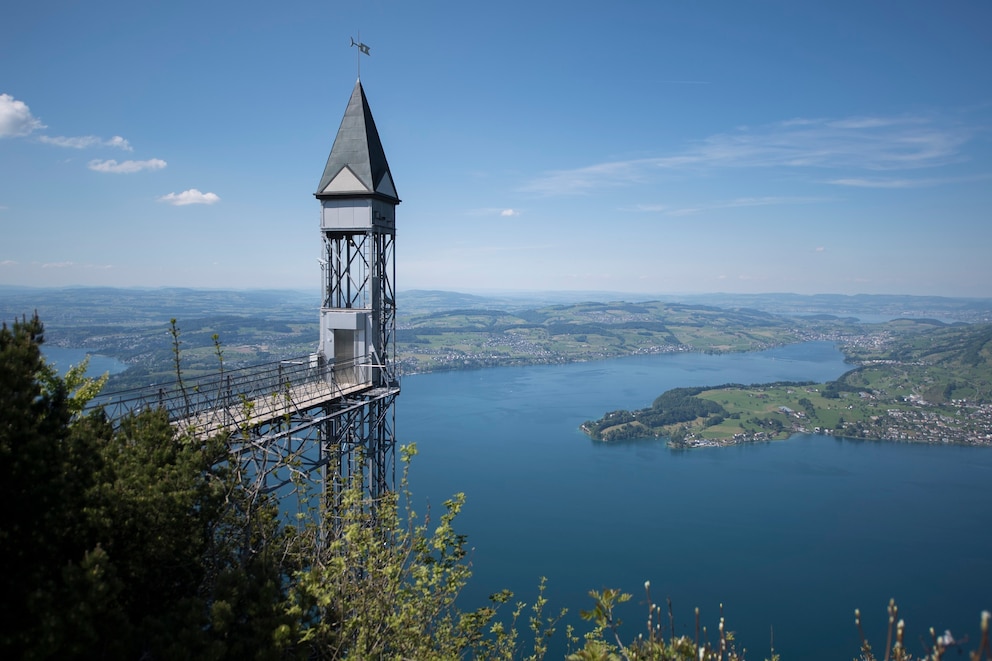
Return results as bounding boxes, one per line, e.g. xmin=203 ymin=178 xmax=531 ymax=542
xmin=315 ymin=80 xmax=398 ymax=203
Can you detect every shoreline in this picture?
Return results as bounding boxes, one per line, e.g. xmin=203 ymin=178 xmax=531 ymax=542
xmin=584 ymin=423 xmax=992 ymax=449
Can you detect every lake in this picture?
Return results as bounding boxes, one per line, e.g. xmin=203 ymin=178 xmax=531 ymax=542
xmin=41 ymin=346 xmax=129 ymax=377
xmin=399 ymin=342 xmax=992 ymax=660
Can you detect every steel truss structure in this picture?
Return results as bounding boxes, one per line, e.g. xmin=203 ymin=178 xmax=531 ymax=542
xmin=314 ymin=77 xmax=401 ymax=510
xmin=320 ymin=228 xmax=397 ymax=384
xmin=89 ymin=357 xmax=399 ymax=510
xmin=91 ymin=79 xmax=401 ymax=516
xmin=317 ymin=226 xmax=398 ymax=494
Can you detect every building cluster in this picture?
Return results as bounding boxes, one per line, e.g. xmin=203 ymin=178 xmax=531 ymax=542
xmin=831 ymin=399 xmax=992 ymax=446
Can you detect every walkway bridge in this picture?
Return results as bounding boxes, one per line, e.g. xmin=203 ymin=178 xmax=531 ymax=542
xmin=91 ymin=357 xmax=400 ymax=501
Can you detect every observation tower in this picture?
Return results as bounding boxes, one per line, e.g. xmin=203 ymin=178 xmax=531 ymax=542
xmin=314 ymin=79 xmax=401 ymax=503
xmin=314 ymin=79 xmax=400 ymax=497
xmin=91 ymin=80 xmax=402 ymax=509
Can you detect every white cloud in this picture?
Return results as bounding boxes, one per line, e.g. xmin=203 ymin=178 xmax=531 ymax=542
xmin=105 ymin=135 xmax=132 ymax=151
xmin=523 ymin=114 xmax=973 ymax=196
xmin=39 ymin=134 xmax=133 ymax=151
xmin=0 ymin=93 xmax=45 ymax=137
xmin=467 ymin=207 xmax=524 ymax=217
xmin=0 ymin=94 xmax=135 ymax=152
xmin=157 ymin=189 xmax=220 ymax=206
xmin=88 ymin=158 xmax=167 ymax=173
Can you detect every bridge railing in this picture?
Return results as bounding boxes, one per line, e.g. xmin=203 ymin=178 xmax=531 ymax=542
xmin=90 ymin=355 xmax=375 ymax=426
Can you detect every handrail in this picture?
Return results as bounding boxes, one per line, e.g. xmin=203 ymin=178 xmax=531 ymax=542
xmin=89 ymin=355 xmax=377 ymax=426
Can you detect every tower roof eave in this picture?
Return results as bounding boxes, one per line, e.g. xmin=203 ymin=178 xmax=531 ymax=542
xmin=314 ymin=190 xmax=402 ymax=204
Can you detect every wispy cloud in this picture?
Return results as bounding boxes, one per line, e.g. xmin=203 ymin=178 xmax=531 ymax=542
xmin=523 ymin=114 xmax=973 ymax=195
xmin=632 ymin=204 xmax=669 ymax=212
xmin=826 ymin=172 xmax=992 ymax=189
xmin=37 ymin=261 xmax=112 ymax=269
xmin=632 ymin=195 xmax=832 ymax=216
xmin=522 ymin=160 xmax=649 ymax=195
xmin=1 ymin=260 xmax=113 ymax=271
xmin=827 ymin=177 xmax=919 ymax=189
xmin=89 ymin=158 xmax=167 ymax=173
xmin=0 ymin=93 xmax=45 ymax=137
xmin=500 ymin=208 xmax=520 ymax=217
xmin=158 ymin=189 xmax=220 ymax=206
xmin=39 ymin=134 xmax=133 ymax=151
xmin=671 ymin=115 xmax=965 ymax=171
xmin=824 ymin=116 xmax=929 ymax=129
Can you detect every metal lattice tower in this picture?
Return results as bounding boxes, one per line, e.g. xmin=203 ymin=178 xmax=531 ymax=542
xmin=90 ymin=80 xmax=400 ymax=513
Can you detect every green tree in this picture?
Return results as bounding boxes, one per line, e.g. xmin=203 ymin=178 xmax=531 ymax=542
xmin=69 ymin=409 xmax=291 ymax=658
xmin=0 ymin=314 xmax=80 ymax=655
xmin=0 ymin=315 xmax=534 ymax=659
xmin=1 ymin=315 xmax=291 ymax=659
xmin=36 ymin=354 xmax=108 ymax=419
xmin=284 ymin=444 xmax=555 ymax=659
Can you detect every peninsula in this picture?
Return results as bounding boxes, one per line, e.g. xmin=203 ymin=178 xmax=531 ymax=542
xmin=582 ymin=321 xmax=992 ymax=447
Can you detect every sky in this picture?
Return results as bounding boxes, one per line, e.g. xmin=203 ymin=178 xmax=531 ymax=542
xmin=1 ymin=0 xmax=991 ymax=298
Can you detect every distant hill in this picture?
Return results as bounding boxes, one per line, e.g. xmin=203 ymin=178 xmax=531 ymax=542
xmin=399 ymin=289 xmax=992 ymax=323
xmin=4 ymin=286 xmax=992 ymax=389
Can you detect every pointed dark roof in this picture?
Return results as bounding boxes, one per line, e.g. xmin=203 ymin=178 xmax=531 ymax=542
xmin=315 ymin=80 xmax=399 ymax=203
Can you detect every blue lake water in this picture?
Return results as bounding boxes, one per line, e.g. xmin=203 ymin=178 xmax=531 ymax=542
xmin=41 ymin=347 xmax=129 ymax=377
xmin=399 ymin=342 xmax=992 ymax=659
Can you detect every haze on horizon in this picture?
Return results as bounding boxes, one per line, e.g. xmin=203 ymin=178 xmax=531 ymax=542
xmin=2 ymin=1 xmax=990 ymax=298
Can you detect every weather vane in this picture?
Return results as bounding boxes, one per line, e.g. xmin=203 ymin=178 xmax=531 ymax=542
xmin=351 ymin=35 xmax=370 ymax=78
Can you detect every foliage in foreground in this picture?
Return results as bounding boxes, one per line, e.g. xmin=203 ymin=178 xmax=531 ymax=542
xmin=283 ymin=445 xmax=568 ymax=659
xmin=566 ymin=589 xmax=991 ymax=661
xmin=0 ymin=314 xmax=554 ymax=659
xmin=1 ymin=315 xmax=291 ymax=658
xmin=2 ymin=314 xmax=990 ymax=659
